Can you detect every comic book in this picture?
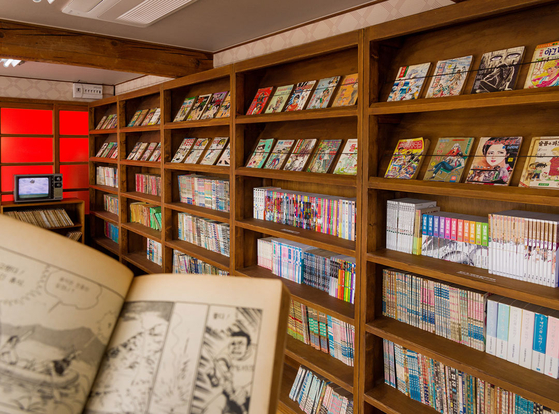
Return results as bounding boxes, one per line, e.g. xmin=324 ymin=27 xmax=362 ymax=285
xmin=148 ymin=142 xmax=162 ymax=162
xmin=425 ymin=56 xmax=473 ymax=98
xmin=284 ymin=81 xmax=316 ymax=111
xmin=132 ymin=142 xmax=149 ymax=161
xmin=126 ymin=141 xmax=143 ymax=160
xmin=307 ymin=76 xmax=341 ymax=109
xmin=95 ymin=143 xmax=109 ymax=158
xmin=139 ymin=142 xmax=158 ymax=162
xmin=424 ymin=137 xmax=474 ymax=182
xmin=306 ymin=139 xmax=342 ymax=173
xmin=109 ymin=143 xmax=119 ymax=159
xmin=215 ymin=92 xmax=231 ymax=118
xmin=147 ymin=108 xmax=161 ymax=125
xmin=141 ymin=108 xmax=157 ymax=126
xmin=217 ymin=143 xmax=231 ymax=166
xmin=387 ymin=63 xmax=431 ymax=101
xmin=101 ymin=114 xmax=116 ymax=129
xmin=200 ymin=91 xmax=229 ymax=120
xmin=283 ymin=139 xmax=317 ymax=172
xmin=127 ymin=110 xmax=143 ymax=127
xmin=519 ymin=136 xmax=559 ymax=188
xmin=265 ymin=85 xmax=294 ymax=113
xmin=133 ymin=110 xmax=150 ymax=127
xmin=333 ymin=139 xmax=358 ymax=175
xmin=187 ymin=94 xmax=212 ymax=121
xmin=246 ymin=87 xmax=273 ymax=115
xmin=471 ymin=46 xmax=525 ymax=93
xmin=331 ymin=73 xmax=358 ymax=107
xmin=174 ymin=97 xmax=197 ymax=122
xmin=200 ymin=137 xmax=230 ymax=165
xmin=184 ymin=138 xmax=211 ymax=164
xmin=96 ymin=115 xmax=108 ymax=130
xmin=524 ymin=41 xmax=559 ymax=89
xmin=245 ymin=138 xmax=275 ymax=168
xmin=171 ymin=138 xmax=197 ymax=163
xmin=0 ymin=215 xmax=289 ymax=414
xmin=263 ymin=139 xmax=295 ymax=170
xmin=465 ymin=137 xmax=523 ymax=185
xmin=384 ymin=137 xmax=430 ymax=179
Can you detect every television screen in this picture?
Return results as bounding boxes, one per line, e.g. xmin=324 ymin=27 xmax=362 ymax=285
xmin=17 ymin=177 xmax=50 ymax=200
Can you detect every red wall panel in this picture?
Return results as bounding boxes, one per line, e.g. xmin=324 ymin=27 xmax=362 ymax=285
xmin=60 ymin=111 xmax=89 ymax=136
xmin=1 ymin=108 xmax=53 ymax=134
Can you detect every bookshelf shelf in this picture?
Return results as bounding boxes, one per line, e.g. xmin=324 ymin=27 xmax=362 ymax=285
xmin=165 ymin=202 xmax=230 ymax=222
xmin=166 ymin=239 xmax=230 ymax=271
xmin=90 ymin=210 xmax=119 ymax=225
xmin=121 ymin=222 xmax=162 ymax=241
xmin=236 ymin=168 xmax=357 ymax=187
xmin=90 ymin=157 xmax=118 ymax=164
xmin=164 ymin=118 xmax=230 ymax=129
xmin=364 ymin=383 xmax=438 ymax=414
xmin=121 ymin=191 xmax=162 ymax=205
xmin=89 ymin=184 xmax=118 ymax=195
xmin=236 ymin=107 xmax=358 ymax=124
xmin=120 ymin=125 xmax=161 ymax=133
xmin=164 ymin=162 xmax=230 ymax=175
xmin=89 ymin=128 xmax=117 ymax=134
xmin=122 ymin=252 xmax=163 ymax=274
xmin=277 ymin=363 xmax=300 ymax=414
xmin=120 ymin=160 xmax=161 ymax=168
xmin=93 ymin=237 xmax=119 ymax=255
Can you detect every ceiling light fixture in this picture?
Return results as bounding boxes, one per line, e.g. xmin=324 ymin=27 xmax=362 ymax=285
xmin=0 ymin=59 xmax=24 ymax=68
xmin=33 ymin=0 xmax=55 ymax=3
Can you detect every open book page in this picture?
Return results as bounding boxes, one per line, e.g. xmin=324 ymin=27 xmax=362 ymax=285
xmin=84 ymin=274 xmax=290 ymax=414
xmin=0 ymin=216 xmax=134 ymax=414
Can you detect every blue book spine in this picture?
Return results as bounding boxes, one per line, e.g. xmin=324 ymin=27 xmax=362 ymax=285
xmin=496 ymin=302 xmax=510 ymax=359
xmin=532 ymin=313 xmax=549 ymax=373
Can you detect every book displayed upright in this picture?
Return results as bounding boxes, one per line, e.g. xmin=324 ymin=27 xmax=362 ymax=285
xmin=171 ymin=137 xmax=196 ymax=163
xmin=387 ymin=63 xmax=431 ymax=101
xmin=199 ymin=137 xmax=229 ymax=165
xmin=424 ymin=137 xmax=474 ymax=182
xmin=283 ymin=139 xmax=317 ymax=172
xmin=306 ymin=139 xmax=342 ymax=173
xmin=265 ymin=85 xmax=293 ymax=113
xmin=284 ymin=81 xmax=316 ymax=111
xmin=465 ymin=137 xmax=522 ymax=185
xmin=200 ymin=91 xmax=229 ymax=120
xmin=174 ymin=97 xmax=196 ymax=122
xmin=519 ymin=136 xmax=559 ymax=189
xmin=471 ymin=46 xmax=525 ymax=93
xmin=524 ymin=41 xmax=559 ymax=89
xmin=333 ymin=139 xmax=358 ymax=175
xmin=306 ymin=76 xmax=340 ymax=109
xmin=332 ymin=73 xmax=358 ymax=106
xmin=246 ymin=87 xmax=273 ymax=115
xmin=183 ymin=138 xmax=211 ymax=164
xmin=425 ymin=56 xmax=473 ymax=98
xmin=187 ymin=94 xmax=212 ymax=121
xmin=384 ymin=137 xmax=430 ymax=180
xmin=263 ymin=139 xmax=295 ymax=170
xmin=246 ymin=138 xmax=275 ymax=168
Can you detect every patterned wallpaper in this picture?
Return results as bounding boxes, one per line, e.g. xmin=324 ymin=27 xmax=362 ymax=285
xmin=115 ymin=75 xmax=174 ymax=95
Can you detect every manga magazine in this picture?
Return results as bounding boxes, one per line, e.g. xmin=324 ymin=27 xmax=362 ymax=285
xmin=465 ymin=137 xmax=523 ymax=185
xmin=471 ymin=46 xmax=525 ymax=93
xmin=306 ymin=76 xmax=340 ymax=109
xmin=519 ymin=136 xmax=559 ymax=188
xmin=384 ymin=137 xmax=430 ymax=179
xmin=306 ymin=140 xmax=342 ymax=173
xmin=424 ymin=137 xmax=474 ymax=182
xmin=265 ymin=85 xmax=293 ymax=114
xmin=333 ymin=139 xmax=358 ymax=175
xmin=525 ymin=41 xmax=559 ymax=89
xmin=425 ymin=56 xmax=473 ymax=98
xmin=387 ymin=63 xmax=431 ymax=101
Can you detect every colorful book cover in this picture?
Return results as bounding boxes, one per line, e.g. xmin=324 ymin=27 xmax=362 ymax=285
xmin=132 ymin=142 xmax=149 ymax=160
xmin=127 ymin=110 xmax=142 ymax=127
xmin=200 ymin=91 xmax=229 ymax=120
xmin=95 ymin=143 xmax=109 ymax=157
xmin=200 ymin=137 xmax=229 ymax=165
xmin=306 ymin=139 xmax=342 ymax=173
xmin=245 ymin=138 xmax=275 ymax=168
xmin=332 ymin=73 xmax=358 ymax=107
xmin=216 ymin=143 xmax=230 ymax=166
xmin=101 ymin=114 xmax=115 ymax=129
xmin=471 ymin=46 xmax=525 ymax=93
xmin=425 ymin=56 xmax=473 ymax=98
xmin=171 ymin=138 xmax=196 ymax=163
xmin=95 ymin=115 xmax=108 ymax=130
xmin=187 ymin=94 xmax=212 ymax=121
xmin=284 ymin=81 xmax=316 ymax=111
xmin=215 ymin=92 xmax=231 ymax=118
xmin=263 ymin=139 xmax=295 ymax=169
xmin=147 ymin=107 xmax=161 ymax=125
xmin=465 ymin=137 xmax=522 ymax=185
xmin=133 ymin=109 xmax=149 ymax=127
xmin=265 ymin=85 xmax=294 ymax=113
xmin=307 ymin=76 xmax=341 ymax=109
xmin=333 ymin=139 xmax=358 ymax=175
xmin=184 ymin=138 xmax=211 ymax=164
xmin=524 ymin=41 xmax=559 ymax=89
xmin=109 ymin=143 xmax=119 ymax=159
xmin=246 ymin=87 xmax=273 ymax=115
xmin=101 ymin=142 xmax=115 ymax=158
xmin=126 ymin=141 xmax=142 ymax=160
xmin=141 ymin=108 xmax=157 ymax=126
xmin=284 ymin=139 xmax=317 ymax=172
xmin=148 ymin=142 xmax=161 ymax=162
xmin=173 ymin=96 xmax=196 ymax=122
xmin=139 ymin=142 xmax=157 ymax=161
xmin=424 ymin=137 xmax=474 ymax=182
xmin=387 ymin=63 xmax=431 ymax=101
xmin=384 ymin=137 xmax=430 ymax=179
xmin=519 ymin=136 xmax=559 ymax=188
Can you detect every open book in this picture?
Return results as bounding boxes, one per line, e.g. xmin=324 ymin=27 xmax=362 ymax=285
xmin=0 ymin=216 xmax=290 ymax=414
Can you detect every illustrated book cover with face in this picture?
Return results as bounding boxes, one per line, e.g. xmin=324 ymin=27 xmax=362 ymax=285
xmin=306 ymin=139 xmax=342 ymax=173
xmin=424 ymin=137 xmax=474 ymax=182
xmin=524 ymin=41 xmax=559 ymax=89
xmin=246 ymin=87 xmax=273 ymax=115
xmin=201 ymin=91 xmax=229 ymax=120
xmin=174 ymin=97 xmax=197 ymax=122
xmin=331 ymin=73 xmax=358 ymax=107
xmin=200 ymin=137 xmax=230 ymax=165
xmin=171 ymin=138 xmax=197 ymax=163
xmin=425 ymin=56 xmax=473 ymax=98
xmin=187 ymin=94 xmax=212 ymax=121
xmin=184 ymin=138 xmax=211 ymax=164
xmin=387 ymin=63 xmax=431 ymax=101
xmin=245 ymin=138 xmax=275 ymax=168
xmin=306 ymin=76 xmax=341 ymax=109
xmin=283 ymin=139 xmax=317 ymax=172
xmin=471 ymin=46 xmax=525 ymax=93
xmin=216 ymin=143 xmax=231 ymax=166
xmin=265 ymin=85 xmax=294 ymax=114
xmin=465 ymin=137 xmax=523 ymax=185
xmin=384 ymin=137 xmax=430 ymax=180
xmin=333 ymin=139 xmax=358 ymax=175
xmin=215 ymin=92 xmax=231 ymax=118
xmin=263 ymin=139 xmax=295 ymax=170
xmin=284 ymin=81 xmax=316 ymax=111
xmin=0 ymin=215 xmax=290 ymax=414
xmin=519 ymin=136 xmax=559 ymax=188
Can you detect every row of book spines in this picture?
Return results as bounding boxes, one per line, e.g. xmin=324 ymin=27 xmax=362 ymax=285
xmin=95 ymin=166 xmax=118 ymax=188
xmin=135 ymin=174 xmax=161 ymax=197
xmin=171 ymin=250 xmax=229 ymax=276
xmin=95 ymin=113 xmax=118 ymax=130
xmin=104 ymin=222 xmax=119 ymax=243
xmin=126 ymin=107 xmax=161 ymax=128
xmin=4 ymin=208 xmax=74 ymax=229
xmin=177 ymin=212 xmax=230 ymax=257
xmin=127 ymin=142 xmax=162 ymax=162
xmin=288 ymin=299 xmax=355 ymax=367
xmin=103 ymin=194 xmax=119 ymax=215
xmin=382 ymin=269 xmax=487 ymax=351
xmin=253 ymin=187 xmax=357 ymax=241
xmin=289 ymin=366 xmax=354 ymax=414
xmin=147 ymin=238 xmax=162 ymax=266
xmin=66 ymin=231 xmax=83 ymax=241
xmin=177 ymin=174 xmax=230 ymax=212
xmin=486 ymin=295 xmax=559 ymax=379
xmin=129 ymin=203 xmax=162 ymax=231
xmin=383 ymin=339 xmax=559 ymax=414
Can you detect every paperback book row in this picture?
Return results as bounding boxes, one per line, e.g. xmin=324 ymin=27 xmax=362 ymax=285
xmin=129 ymin=202 xmax=162 ymax=232
xmin=173 ymin=91 xmax=230 ymax=123
xmin=125 ymin=107 xmax=161 ymax=128
xmin=94 ymin=113 xmax=118 ymax=130
xmin=135 ymin=173 xmax=161 ymax=197
xmin=172 ymin=250 xmax=229 ymax=276
xmin=246 ymin=73 xmax=358 ymax=116
xmin=95 ymin=166 xmax=118 ymax=188
xmin=385 ymin=135 xmax=559 ymax=189
xmin=257 ymin=237 xmax=355 ymax=304
xmin=177 ymin=212 xmax=230 ymax=257
xmin=66 ymin=231 xmax=83 ymax=241
xmin=4 ymin=208 xmax=74 ymax=229
xmin=253 ymin=186 xmax=356 ymax=241
xmin=288 ymin=299 xmax=355 ymax=367
xmin=171 ymin=137 xmax=230 ymax=166
xmin=104 ymin=222 xmax=119 ymax=244
xmin=382 ymin=268 xmax=487 ymax=351
xmin=147 ymin=238 xmax=162 ymax=266
xmin=289 ymin=365 xmax=354 ymax=414
xmin=245 ymin=138 xmax=357 ymax=175
xmin=94 ymin=141 xmax=118 ymax=159
xmin=126 ymin=141 xmax=162 ymax=163
xmin=103 ymin=194 xmax=118 ymax=215
xmin=178 ymin=174 xmax=230 ymax=212
xmin=383 ymin=339 xmax=558 ymax=414
xmin=387 ymin=41 xmax=559 ymax=102
xmin=486 ymin=295 xmax=559 ymax=379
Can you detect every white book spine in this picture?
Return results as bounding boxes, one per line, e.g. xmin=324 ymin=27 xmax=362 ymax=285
xmin=507 ymin=304 xmax=522 ymax=364
xmin=486 ymin=299 xmax=499 ymax=356
xmin=544 ymin=314 xmax=559 ymax=379
xmin=519 ymin=307 xmax=535 ymax=369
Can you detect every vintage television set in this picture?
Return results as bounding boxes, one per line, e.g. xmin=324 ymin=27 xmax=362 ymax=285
xmin=13 ymin=174 xmax=63 ymax=203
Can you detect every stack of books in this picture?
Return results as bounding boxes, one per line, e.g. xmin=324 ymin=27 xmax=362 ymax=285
xmin=129 ymin=202 xmax=162 ymax=231
xmin=135 ymin=173 xmax=161 ymax=197
xmin=178 ymin=174 xmax=230 ymax=212
xmin=172 ymin=250 xmax=229 ymax=276
xmin=177 ymin=212 xmax=230 ymax=257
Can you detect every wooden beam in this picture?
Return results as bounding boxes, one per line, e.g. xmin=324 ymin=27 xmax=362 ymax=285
xmin=0 ymin=20 xmax=213 ymax=78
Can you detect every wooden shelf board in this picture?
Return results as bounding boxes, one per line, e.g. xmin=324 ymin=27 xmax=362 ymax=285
xmin=236 ymin=106 xmax=357 ymax=124
xmin=164 ymin=162 xmax=230 ymax=175
xmin=165 ymin=202 xmax=230 ymax=222
xmin=278 ymin=363 xmax=301 ymax=414
xmin=367 ymin=249 xmax=559 ymax=311
xmin=121 ymin=222 xmax=162 ymax=241
xmin=236 ymin=167 xmax=356 ymax=187
xmin=166 ymin=239 xmax=230 ymax=271
xmin=164 ymin=117 xmax=230 ymax=129
xmin=120 ymin=159 xmax=161 ymax=168
xmin=93 ymin=237 xmax=119 ymax=255
xmin=367 ymin=317 xmax=559 ymax=411
xmin=364 ymin=383 xmax=438 ymax=414
xmin=236 ymin=218 xmax=355 ymax=256
xmin=90 ymin=157 xmax=118 ymax=164
xmin=237 ymin=265 xmax=354 ymax=324
xmin=122 ymin=252 xmax=162 ymax=274
xmin=121 ymin=191 xmax=162 ymax=205
xmin=369 ymin=87 xmax=559 ymax=115
xmin=120 ymin=125 xmax=160 ymax=133
xmin=90 ymin=184 xmax=118 ymax=195
xmin=47 ymin=224 xmax=82 ymax=230
xmin=89 ymin=128 xmax=117 ymax=134
xmin=90 ymin=210 xmax=119 ymax=225
xmin=285 ymin=336 xmax=354 ymax=393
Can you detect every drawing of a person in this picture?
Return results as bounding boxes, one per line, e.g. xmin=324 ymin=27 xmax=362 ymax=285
xmin=0 ymin=335 xmax=21 ymax=365
xmin=531 ymin=162 xmax=547 ymax=181
xmin=286 ymin=94 xmax=300 ymax=111
xmin=270 ymin=96 xmax=284 ymax=112
xmin=429 ymin=144 xmax=465 ymax=179
xmin=481 ymin=138 xmax=515 ymax=184
xmin=548 ymin=147 xmax=559 ymax=177
xmin=531 ymin=59 xmax=559 ymax=88
xmin=477 ymin=52 xmax=521 ymax=92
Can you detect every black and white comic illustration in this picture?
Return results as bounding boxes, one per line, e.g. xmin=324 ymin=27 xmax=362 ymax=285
xmin=471 ymin=46 xmax=525 ymax=93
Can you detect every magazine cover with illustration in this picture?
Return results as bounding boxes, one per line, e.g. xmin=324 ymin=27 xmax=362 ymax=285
xmin=187 ymin=95 xmax=212 ymax=121
xmin=333 ymin=139 xmax=358 ymax=175
xmin=425 ymin=56 xmax=473 ymax=98
xmin=387 ymin=63 xmax=431 ymax=101
xmin=246 ymin=87 xmax=273 ymax=115
xmin=306 ymin=140 xmax=342 ymax=173
xmin=265 ymin=85 xmax=294 ymax=114
xmin=284 ymin=81 xmax=316 ymax=111
xmin=472 ymin=46 xmax=525 ymax=93
xmin=424 ymin=137 xmax=474 ymax=182
xmin=283 ymin=139 xmax=317 ymax=172
xmin=465 ymin=137 xmax=523 ymax=185
xmin=524 ymin=41 xmax=559 ymax=89
xmin=384 ymin=137 xmax=429 ymax=179
xmin=263 ymin=139 xmax=295 ymax=170
xmin=307 ymin=76 xmax=340 ymax=109
xmin=519 ymin=136 xmax=559 ymax=188
xmin=246 ymin=139 xmax=275 ymax=168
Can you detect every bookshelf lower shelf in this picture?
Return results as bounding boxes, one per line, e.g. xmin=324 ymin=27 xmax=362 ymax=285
xmin=121 ymin=222 xmax=162 ymax=241
xmin=93 ymin=237 xmax=119 ymax=255
xmin=122 ymin=252 xmax=163 ymax=274
xmin=278 ymin=363 xmax=301 ymax=414
xmin=91 ymin=210 xmax=119 ymax=225
xmin=364 ymin=383 xmax=438 ymax=414
xmin=166 ymin=239 xmax=230 ymax=271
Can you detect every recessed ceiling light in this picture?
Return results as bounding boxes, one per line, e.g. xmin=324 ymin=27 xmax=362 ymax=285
xmin=0 ymin=59 xmax=24 ymax=68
